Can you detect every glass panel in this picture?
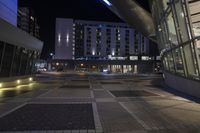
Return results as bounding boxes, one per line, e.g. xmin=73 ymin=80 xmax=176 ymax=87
xmin=19 ymin=48 xmax=28 ymax=75
xmin=11 ymin=47 xmax=22 ymax=76
xmin=162 ymin=0 xmax=170 ymax=10
xmin=167 ymin=52 xmax=175 ymax=72
xmin=173 ymin=0 xmax=191 ymax=42
xmin=164 ymin=56 xmax=169 ymax=71
xmin=161 ymin=20 xmax=171 ymax=48
xmin=183 ymin=43 xmax=198 ymax=77
xmin=172 ymin=48 xmax=184 ymax=75
xmin=194 ymin=39 xmax=200 ymax=77
xmin=0 ymin=43 xmax=14 ymax=77
xmin=26 ymin=50 xmax=34 ymax=75
xmin=0 ymin=41 xmax=4 ymax=67
xmin=166 ymin=11 xmax=178 ymax=46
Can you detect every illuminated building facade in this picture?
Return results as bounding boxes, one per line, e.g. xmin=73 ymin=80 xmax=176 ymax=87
xmin=52 ymin=18 xmax=159 ymax=73
xmin=55 ymin=18 xmax=151 ymax=60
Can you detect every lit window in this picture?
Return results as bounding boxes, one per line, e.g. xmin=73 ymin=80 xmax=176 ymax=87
xmin=141 ymin=56 xmax=149 ymax=60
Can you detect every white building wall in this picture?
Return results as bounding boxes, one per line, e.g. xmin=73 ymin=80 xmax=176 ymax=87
xmin=55 ymin=18 xmax=150 ymax=59
xmin=120 ymin=28 xmax=126 ymax=56
xmin=129 ymin=29 xmax=135 ymax=55
xmin=55 ymin=18 xmax=74 ymax=59
xmin=0 ymin=0 xmax=18 ymax=26
xmin=101 ymin=27 xmax=107 ymax=56
xmin=111 ymin=28 xmax=116 ymax=56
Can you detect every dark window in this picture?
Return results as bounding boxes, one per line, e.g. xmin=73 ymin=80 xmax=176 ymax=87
xmin=0 ymin=41 xmax=4 ymax=68
xmin=0 ymin=43 xmax=14 ymax=77
xmin=11 ymin=46 xmax=21 ymax=76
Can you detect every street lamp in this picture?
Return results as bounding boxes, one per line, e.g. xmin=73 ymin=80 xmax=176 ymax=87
xmin=50 ymin=53 xmax=54 ymax=59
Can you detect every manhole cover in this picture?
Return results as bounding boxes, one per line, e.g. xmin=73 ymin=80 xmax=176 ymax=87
xmin=60 ymin=85 xmax=90 ymax=89
xmin=110 ymin=90 xmax=158 ymax=97
xmin=0 ymin=104 xmax=95 ymax=131
xmin=100 ymin=82 xmax=121 ymax=84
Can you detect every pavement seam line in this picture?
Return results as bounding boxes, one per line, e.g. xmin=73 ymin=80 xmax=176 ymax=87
xmin=0 ymin=102 xmax=27 ymax=118
xmin=119 ymin=102 xmax=151 ymax=130
xmin=92 ymin=102 xmax=103 ymax=133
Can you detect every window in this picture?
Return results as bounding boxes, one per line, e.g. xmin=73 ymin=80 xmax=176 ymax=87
xmin=172 ymin=47 xmax=185 ymax=75
xmin=0 ymin=41 xmax=4 ymax=69
xmin=166 ymin=11 xmax=178 ymax=46
xmin=0 ymin=43 xmax=14 ymax=77
xmin=173 ymin=0 xmax=191 ymax=42
xmin=167 ymin=52 xmax=175 ymax=72
xmin=183 ymin=42 xmax=199 ymax=77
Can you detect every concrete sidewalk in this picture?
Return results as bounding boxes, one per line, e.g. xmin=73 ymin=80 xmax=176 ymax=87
xmin=0 ymin=73 xmax=200 ymax=133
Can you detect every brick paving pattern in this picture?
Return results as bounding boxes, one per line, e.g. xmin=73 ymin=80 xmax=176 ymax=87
xmin=0 ymin=104 xmax=95 ymax=131
xmin=0 ymin=73 xmax=200 ymax=133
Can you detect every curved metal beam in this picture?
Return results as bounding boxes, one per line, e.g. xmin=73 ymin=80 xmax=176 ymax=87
xmin=107 ymin=0 xmax=155 ymax=37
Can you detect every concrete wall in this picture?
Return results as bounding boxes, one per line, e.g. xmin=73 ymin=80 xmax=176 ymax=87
xmin=164 ymin=71 xmax=200 ymax=98
xmin=55 ymin=18 xmax=74 ymax=59
xmin=0 ymin=18 xmax=43 ymax=52
xmin=0 ymin=0 xmax=18 ymax=26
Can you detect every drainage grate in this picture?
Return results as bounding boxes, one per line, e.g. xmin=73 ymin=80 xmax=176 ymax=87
xmin=100 ymin=82 xmax=121 ymax=84
xmin=110 ymin=90 xmax=159 ymax=97
xmin=60 ymin=85 xmax=90 ymax=89
xmin=0 ymin=104 xmax=95 ymax=131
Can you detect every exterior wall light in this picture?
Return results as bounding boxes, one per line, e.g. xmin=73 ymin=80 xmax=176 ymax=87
xmin=17 ymin=80 xmax=21 ymax=84
xmin=29 ymin=77 xmax=33 ymax=81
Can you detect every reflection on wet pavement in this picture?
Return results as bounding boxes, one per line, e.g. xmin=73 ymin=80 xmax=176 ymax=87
xmin=0 ymin=84 xmax=35 ymax=98
xmin=0 ymin=89 xmax=31 ymax=98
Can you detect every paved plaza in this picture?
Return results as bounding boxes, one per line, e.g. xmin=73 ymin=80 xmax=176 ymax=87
xmin=0 ymin=72 xmax=200 ymax=133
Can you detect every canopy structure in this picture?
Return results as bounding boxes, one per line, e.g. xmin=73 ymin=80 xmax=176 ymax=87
xmin=101 ymin=0 xmax=155 ymax=37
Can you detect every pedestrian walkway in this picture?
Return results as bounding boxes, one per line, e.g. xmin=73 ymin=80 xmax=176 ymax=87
xmin=0 ymin=73 xmax=200 ymax=133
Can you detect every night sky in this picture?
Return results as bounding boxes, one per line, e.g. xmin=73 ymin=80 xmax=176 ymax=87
xmin=18 ymin=0 xmax=150 ymax=59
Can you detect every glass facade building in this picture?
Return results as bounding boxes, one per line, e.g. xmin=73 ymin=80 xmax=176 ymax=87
xmin=0 ymin=41 xmax=40 ymax=77
xmin=150 ymin=0 xmax=200 ymax=80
